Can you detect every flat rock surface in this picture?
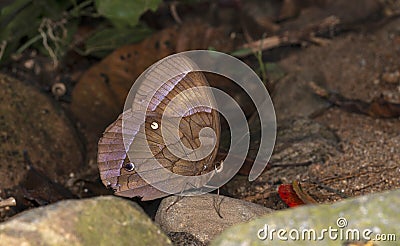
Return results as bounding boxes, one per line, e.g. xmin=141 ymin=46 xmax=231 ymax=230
xmin=212 ymin=189 xmax=400 ymax=246
xmin=155 ymin=194 xmax=273 ymax=244
xmin=0 ymin=196 xmax=172 ymax=246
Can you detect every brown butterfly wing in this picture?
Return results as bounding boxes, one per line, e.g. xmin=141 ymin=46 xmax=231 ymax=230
xmin=98 ymin=112 xmax=169 ymax=200
xmin=98 ymin=70 xmax=220 ymax=200
xmin=140 ymin=71 xmax=220 ymax=176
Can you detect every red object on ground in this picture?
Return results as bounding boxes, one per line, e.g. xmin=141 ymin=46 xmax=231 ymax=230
xmin=277 ymin=184 xmax=305 ymax=207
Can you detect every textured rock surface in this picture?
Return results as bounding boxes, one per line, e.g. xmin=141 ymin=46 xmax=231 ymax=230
xmin=212 ymin=189 xmax=400 ymax=246
xmin=0 ymin=73 xmax=84 ymax=189
xmin=270 ymin=117 xmax=340 ymax=165
xmin=155 ymin=194 xmax=273 ymax=244
xmin=272 ymin=71 xmax=330 ymax=121
xmin=168 ymin=231 xmax=206 ymax=246
xmin=0 ymin=196 xmax=172 ymax=246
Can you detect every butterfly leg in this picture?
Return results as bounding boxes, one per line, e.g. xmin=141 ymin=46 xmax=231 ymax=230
xmin=165 ymin=195 xmax=184 ymax=213
xmin=213 ymin=188 xmax=224 ymax=219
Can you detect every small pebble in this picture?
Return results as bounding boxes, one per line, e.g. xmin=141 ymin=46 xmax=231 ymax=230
xmin=23 ymin=59 xmax=34 ymax=69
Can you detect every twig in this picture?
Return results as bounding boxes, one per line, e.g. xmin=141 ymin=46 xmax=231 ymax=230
xmin=308 ymin=178 xmax=349 ymax=199
xmin=237 ymin=16 xmax=341 ymax=57
xmin=0 ymin=197 xmax=16 ymax=209
xmin=353 ymin=180 xmax=387 ymax=192
xmin=242 ymin=36 xmax=282 ymax=53
xmin=309 ymin=81 xmax=400 ymax=118
xmin=308 ymin=81 xmax=329 ymax=97
xmin=170 ymin=1 xmax=182 ymax=24
xmin=269 ymin=161 xmax=313 ymax=168
xmin=0 ymin=40 xmax=7 ymax=61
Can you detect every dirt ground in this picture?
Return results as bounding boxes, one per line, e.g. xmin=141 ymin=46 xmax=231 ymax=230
xmin=223 ymin=16 xmax=400 ymax=209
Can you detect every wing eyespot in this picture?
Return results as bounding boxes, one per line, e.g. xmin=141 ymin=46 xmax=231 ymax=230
xmin=123 ymin=162 xmax=135 ymax=172
xmin=150 ymin=121 xmax=159 ymax=130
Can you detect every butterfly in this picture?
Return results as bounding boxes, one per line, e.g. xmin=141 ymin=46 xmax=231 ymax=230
xmin=97 ymin=55 xmax=220 ymax=200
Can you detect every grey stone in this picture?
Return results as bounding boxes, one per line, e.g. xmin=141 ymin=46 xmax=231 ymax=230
xmin=0 ymin=196 xmax=172 ymax=246
xmin=272 ymin=72 xmax=330 ymax=122
xmin=155 ymin=194 xmax=273 ymax=244
xmin=211 ymin=189 xmax=400 ymax=246
xmin=168 ymin=231 xmax=206 ymax=246
xmin=270 ymin=117 xmax=340 ymax=165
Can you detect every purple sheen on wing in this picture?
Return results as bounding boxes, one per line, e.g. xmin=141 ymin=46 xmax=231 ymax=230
xmin=98 ymin=137 xmax=124 ymax=145
xmin=148 ymin=73 xmax=187 ymax=111
xmin=98 ymin=160 xmax=125 ymax=171
xmin=101 ymin=169 xmax=121 ymax=180
xmin=98 ymin=150 xmax=126 ymax=162
xmin=98 ymin=143 xmax=125 ymax=152
xmin=182 ymin=106 xmax=212 ymax=117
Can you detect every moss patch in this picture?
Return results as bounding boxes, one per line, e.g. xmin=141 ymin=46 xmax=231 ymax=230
xmin=75 ymin=197 xmax=171 ymax=246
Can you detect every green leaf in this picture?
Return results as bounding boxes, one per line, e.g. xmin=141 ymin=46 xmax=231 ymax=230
xmin=82 ymin=25 xmax=152 ymax=57
xmin=264 ymin=62 xmax=286 ymax=82
xmin=0 ymin=0 xmax=74 ymax=63
xmin=230 ymin=48 xmax=253 ymax=57
xmin=0 ymin=0 xmax=40 ymax=62
xmin=0 ymin=1 xmax=39 ymax=41
xmin=95 ymin=0 xmax=161 ymax=27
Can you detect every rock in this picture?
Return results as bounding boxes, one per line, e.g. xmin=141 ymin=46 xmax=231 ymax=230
xmin=168 ymin=232 xmax=206 ymax=246
xmin=0 ymin=73 xmax=84 ymax=189
xmin=272 ymin=72 xmax=330 ymax=121
xmin=0 ymin=196 xmax=172 ymax=246
xmin=155 ymin=194 xmax=273 ymax=244
xmin=245 ymin=116 xmax=339 ymax=166
xmin=211 ymin=189 xmax=400 ymax=246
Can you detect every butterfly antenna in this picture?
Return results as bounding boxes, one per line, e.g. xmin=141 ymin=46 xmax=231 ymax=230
xmin=165 ymin=179 xmax=195 ymax=212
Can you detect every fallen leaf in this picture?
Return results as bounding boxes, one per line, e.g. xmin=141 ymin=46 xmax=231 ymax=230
xmin=278 ymin=183 xmax=305 ymax=207
xmin=278 ymin=180 xmax=317 ymax=207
